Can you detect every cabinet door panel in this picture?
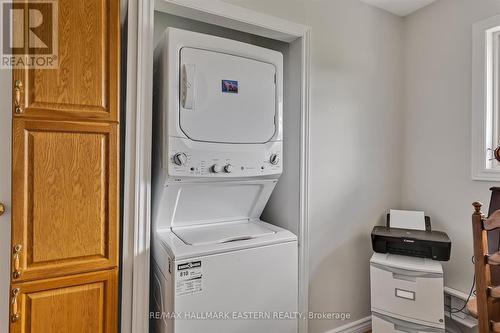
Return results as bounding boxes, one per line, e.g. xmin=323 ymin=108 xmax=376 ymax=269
xmin=10 ymin=269 xmax=117 ymax=333
xmin=12 ymin=119 xmax=118 ymax=282
xmin=12 ymin=0 xmax=119 ymax=121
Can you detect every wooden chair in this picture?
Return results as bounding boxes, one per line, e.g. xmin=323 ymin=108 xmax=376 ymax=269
xmin=469 ymin=196 xmax=500 ymax=332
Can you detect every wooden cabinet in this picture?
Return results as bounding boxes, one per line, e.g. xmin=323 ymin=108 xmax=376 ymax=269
xmin=9 ymin=0 xmax=120 ymax=331
xmin=9 ymin=269 xmax=118 ymax=333
xmin=11 ymin=120 xmax=118 ymax=283
xmin=12 ymin=0 xmax=120 ymax=122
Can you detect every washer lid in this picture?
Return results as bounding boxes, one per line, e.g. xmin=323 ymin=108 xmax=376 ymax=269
xmin=172 ymin=220 xmax=276 ymax=246
xmin=159 ymin=180 xmax=278 ymax=228
xmin=179 ymin=47 xmax=277 ymax=144
xmin=155 ymin=221 xmax=297 ymax=260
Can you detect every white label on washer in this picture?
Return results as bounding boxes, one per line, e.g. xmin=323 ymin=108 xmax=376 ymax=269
xmin=176 ymin=261 xmax=203 ymax=296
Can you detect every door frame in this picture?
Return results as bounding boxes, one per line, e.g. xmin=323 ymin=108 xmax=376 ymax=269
xmin=121 ymin=1 xmax=311 ymax=332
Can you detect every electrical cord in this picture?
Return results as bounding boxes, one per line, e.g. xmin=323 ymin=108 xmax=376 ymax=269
xmin=450 ymin=274 xmax=475 ymax=314
xmin=442 ymin=256 xmax=475 ymax=333
xmin=443 ymin=256 xmax=475 ymax=317
xmin=449 ymin=256 xmax=476 ymax=314
xmin=445 ymin=303 xmax=466 ymax=333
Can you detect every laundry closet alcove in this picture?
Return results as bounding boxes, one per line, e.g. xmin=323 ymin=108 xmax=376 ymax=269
xmin=121 ymin=1 xmax=311 ymax=333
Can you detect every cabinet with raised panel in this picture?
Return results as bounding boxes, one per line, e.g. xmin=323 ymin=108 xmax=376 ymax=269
xmin=12 ymin=0 xmax=119 ymax=122
xmin=9 ymin=269 xmax=118 ymax=333
xmin=11 ymin=119 xmax=118 ymax=283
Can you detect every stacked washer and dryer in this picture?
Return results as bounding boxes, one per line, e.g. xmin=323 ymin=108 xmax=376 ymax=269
xmin=151 ymin=28 xmax=298 ymax=333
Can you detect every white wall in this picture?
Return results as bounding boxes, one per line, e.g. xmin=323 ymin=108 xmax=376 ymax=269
xmin=220 ymin=1 xmax=405 ymax=332
xmin=401 ymin=0 xmax=500 ymax=293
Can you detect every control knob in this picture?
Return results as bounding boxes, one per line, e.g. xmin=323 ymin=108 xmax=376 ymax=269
xmin=173 ymin=152 xmax=188 ymax=166
xmin=211 ymin=164 xmax=222 ymax=173
xmin=270 ymin=154 xmax=279 ymax=165
xmin=224 ymin=164 xmax=233 ymax=173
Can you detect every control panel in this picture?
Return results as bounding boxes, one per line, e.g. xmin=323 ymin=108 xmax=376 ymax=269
xmin=167 ymin=137 xmax=282 ymax=178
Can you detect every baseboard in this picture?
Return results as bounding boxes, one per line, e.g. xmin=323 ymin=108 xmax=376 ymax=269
xmin=322 ymin=316 xmax=372 ymax=333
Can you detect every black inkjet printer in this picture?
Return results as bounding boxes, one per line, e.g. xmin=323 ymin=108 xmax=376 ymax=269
xmin=371 ymin=214 xmax=451 ymax=261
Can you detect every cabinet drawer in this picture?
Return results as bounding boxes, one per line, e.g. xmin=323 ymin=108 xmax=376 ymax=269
xmin=9 ymin=269 xmax=118 ymax=333
xmin=370 ymin=262 xmax=444 ymax=327
xmin=372 ymin=312 xmax=445 ymax=333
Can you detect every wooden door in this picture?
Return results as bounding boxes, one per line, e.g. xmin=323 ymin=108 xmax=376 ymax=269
xmin=9 ymin=0 xmax=120 ymax=330
xmin=9 ymin=269 xmax=118 ymax=333
xmin=11 ymin=119 xmax=118 ymax=282
xmin=12 ymin=0 xmax=120 ymax=122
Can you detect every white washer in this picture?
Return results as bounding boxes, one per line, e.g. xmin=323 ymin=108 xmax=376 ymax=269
xmin=151 ymin=28 xmax=298 ymax=333
xmin=151 ymin=220 xmax=298 ymax=333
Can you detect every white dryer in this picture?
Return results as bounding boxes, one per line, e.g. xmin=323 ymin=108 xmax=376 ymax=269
xmin=151 ymin=28 xmax=298 ymax=333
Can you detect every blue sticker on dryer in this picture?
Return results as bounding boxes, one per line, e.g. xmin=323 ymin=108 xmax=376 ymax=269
xmin=222 ymin=80 xmax=238 ymax=93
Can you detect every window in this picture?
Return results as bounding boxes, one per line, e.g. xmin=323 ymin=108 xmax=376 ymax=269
xmin=472 ymin=15 xmax=500 ymax=180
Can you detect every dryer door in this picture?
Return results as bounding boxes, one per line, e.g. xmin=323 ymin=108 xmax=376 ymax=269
xmin=179 ymin=47 xmax=277 ymax=144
